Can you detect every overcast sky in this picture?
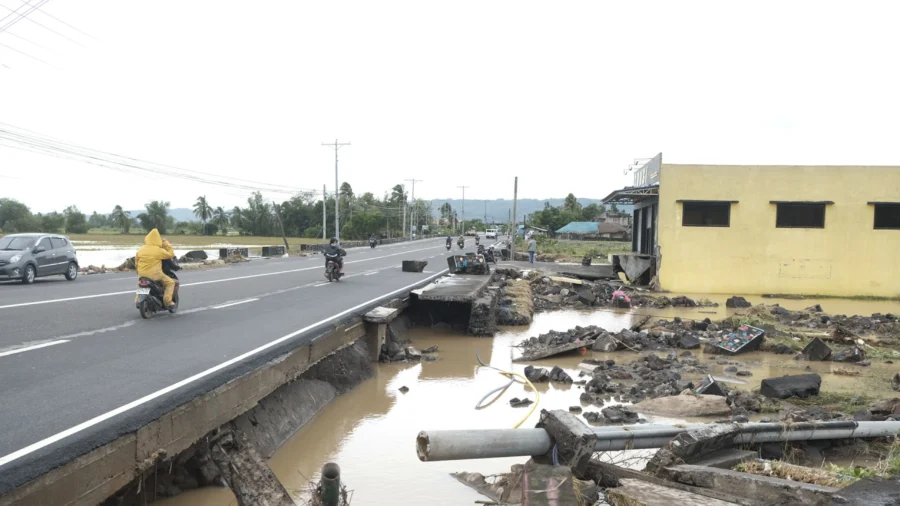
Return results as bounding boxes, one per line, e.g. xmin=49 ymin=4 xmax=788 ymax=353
xmin=2 ymin=1 xmax=899 ymax=214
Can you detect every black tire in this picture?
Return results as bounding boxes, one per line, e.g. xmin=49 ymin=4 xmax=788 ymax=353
xmin=139 ymin=299 xmax=152 ymax=319
xmin=168 ymin=294 xmax=179 ymax=313
xmin=21 ymin=264 xmax=36 ymax=285
xmin=326 ymin=268 xmax=332 ymax=282
xmin=65 ymin=262 xmax=78 ymax=281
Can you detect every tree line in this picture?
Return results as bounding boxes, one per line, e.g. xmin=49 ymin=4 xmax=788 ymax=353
xmin=0 ymin=182 xmax=452 ymax=241
xmin=525 ymin=193 xmax=616 ymax=233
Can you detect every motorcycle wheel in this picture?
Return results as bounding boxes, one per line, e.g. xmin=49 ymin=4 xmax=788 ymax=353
xmin=326 ymin=267 xmax=333 ymax=282
xmin=139 ymin=299 xmax=153 ymax=319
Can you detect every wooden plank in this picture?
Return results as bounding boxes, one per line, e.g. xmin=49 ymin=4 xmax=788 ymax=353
xmin=607 ymin=479 xmax=739 ymax=506
xmin=548 ymin=276 xmax=583 ymax=285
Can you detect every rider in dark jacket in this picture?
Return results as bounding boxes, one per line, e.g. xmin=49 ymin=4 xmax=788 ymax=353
xmin=324 ymin=238 xmax=346 ymax=271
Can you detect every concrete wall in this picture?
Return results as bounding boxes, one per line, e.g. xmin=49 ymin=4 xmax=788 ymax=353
xmin=657 ymin=164 xmax=900 ymax=297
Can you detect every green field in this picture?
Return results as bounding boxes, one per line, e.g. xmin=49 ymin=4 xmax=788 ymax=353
xmin=1 ymin=231 xmax=324 ymax=248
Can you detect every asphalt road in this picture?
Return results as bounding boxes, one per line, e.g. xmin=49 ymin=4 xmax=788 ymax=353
xmin=0 ymin=238 xmax=454 ymax=494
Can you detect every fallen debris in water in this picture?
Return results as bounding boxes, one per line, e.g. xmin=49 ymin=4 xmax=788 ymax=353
xmin=509 ymin=397 xmax=533 ymax=408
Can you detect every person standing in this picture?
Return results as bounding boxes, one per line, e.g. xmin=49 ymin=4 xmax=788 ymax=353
xmin=528 ymin=237 xmax=537 ymax=264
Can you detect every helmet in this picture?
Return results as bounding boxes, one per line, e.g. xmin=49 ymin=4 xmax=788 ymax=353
xmin=330 ymin=237 xmax=338 ymax=245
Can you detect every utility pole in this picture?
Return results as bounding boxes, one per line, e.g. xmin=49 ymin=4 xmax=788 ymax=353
xmin=405 ymin=178 xmax=422 ymax=240
xmin=322 ymin=185 xmax=327 ymax=243
xmin=321 ymin=139 xmax=350 ymax=242
xmin=511 ymin=177 xmax=518 ymax=260
xmin=457 ymin=185 xmax=469 ymax=235
xmin=271 ymin=200 xmax=290 ymax=253
xmin=484 ymin=200 xmax=487 ymax=223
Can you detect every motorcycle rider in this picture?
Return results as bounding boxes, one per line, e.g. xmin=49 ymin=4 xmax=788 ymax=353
xmin=323 ymin=237 xmax=346 ymax=272
xmin=136 ymin=228 xmax=177 ymax=310
xmin=446 ymin=235 xmax=452 ymax=248
xmin=457 ymin=235 xmax=465 ymax=249
xmin=369 ymin=234 xmax=377 ymax=246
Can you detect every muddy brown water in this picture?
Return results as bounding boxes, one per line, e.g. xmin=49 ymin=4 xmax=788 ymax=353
xmin=158 ymin=294 xmax=900 ymax=506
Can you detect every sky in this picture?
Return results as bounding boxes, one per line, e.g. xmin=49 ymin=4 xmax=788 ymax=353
xmin=1 ymin=1 xmax=899 ymax=214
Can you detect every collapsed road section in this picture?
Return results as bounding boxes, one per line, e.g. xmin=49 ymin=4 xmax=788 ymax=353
xmin=0 ymin=266 xmax=457 ymax=506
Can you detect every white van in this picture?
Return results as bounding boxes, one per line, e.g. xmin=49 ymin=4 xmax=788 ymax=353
xmin=485 ymin=228 xmax=498 ymax=239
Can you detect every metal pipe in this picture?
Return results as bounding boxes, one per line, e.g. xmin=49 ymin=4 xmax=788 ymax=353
xmin=417 ymin=421 xmax=900 ymax=462
xmin=319 ymin=462 xmax=341 ymax=506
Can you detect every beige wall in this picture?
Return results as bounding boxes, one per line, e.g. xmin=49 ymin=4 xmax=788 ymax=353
xmin=657 ymin=164 xmax=900 ymax=297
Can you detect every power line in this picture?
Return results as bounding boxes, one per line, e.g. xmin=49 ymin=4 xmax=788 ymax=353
xmin=0 ymin=2 xmax=88 ymax=47
xmin=0 ymin=0 xmax=51 ymax=35
xmin=33 ymin=6 xmax=101 ymax=42
xmin=0 ymin=125 xmax=319 ymax=195
xmin=0 ymin=41 xmax=56 ymax=67
xmin=2 ymin=29 xmax=60 ymax=54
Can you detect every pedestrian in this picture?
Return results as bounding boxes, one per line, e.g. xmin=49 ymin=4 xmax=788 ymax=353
xmin=528 ymin=236 xmax=537 ymax=264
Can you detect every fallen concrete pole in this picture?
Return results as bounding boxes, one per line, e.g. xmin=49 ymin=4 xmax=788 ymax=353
xmin=209 ymin=430 xmax=295 ymax=506
xmin=416 ymin=421 xmax=900 ymax=461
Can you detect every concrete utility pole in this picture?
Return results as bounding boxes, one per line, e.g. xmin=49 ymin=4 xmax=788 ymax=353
xmin=321 ymin=139 xmax=350 ymax=242
xmin=511 ymin=177 xmax=518 ymax=260
xmin=458 ymin=185 xmax=469 ymax=235
xmin=405 ymin=178 xmax=422 ymax=240
xmin=322 ymin=185 xmax=327 ymax=243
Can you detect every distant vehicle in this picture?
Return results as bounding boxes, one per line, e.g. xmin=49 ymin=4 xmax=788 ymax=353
xmin=0 ymin=233 xmax=79 ymax=284
xmin=485 ymin=228 xmax=498 ymax=239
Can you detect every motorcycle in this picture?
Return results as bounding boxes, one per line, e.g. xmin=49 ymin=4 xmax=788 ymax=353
xmin=369 ymin=238 xmax=377 ymax=248
xmin=136 ymin=258 xmax=180 ymax=319
xmin=458 ymin=241 xmax=465 ymax=250
xmin=477 ymin=244 xmax=497 ymax=264
xmin=445 ymin=241 xmax=452 ymax=251
xmin=325 ymin=252 xmax=344 ymax=282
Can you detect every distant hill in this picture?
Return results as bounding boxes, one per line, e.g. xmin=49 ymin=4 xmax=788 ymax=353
xmin=127 ymin=208 xmax=197 ymax=223
xmin=428 ymin=198 xmax=633 ymax=223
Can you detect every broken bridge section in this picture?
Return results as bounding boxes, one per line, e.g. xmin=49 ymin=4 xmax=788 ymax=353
xmin=410 ymin=273 xmax=497 ymax=335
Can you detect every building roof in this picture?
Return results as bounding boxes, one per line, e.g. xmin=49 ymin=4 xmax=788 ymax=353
xmin=601 ymin=184 xmax=659 ymax=205
xmin=555 ymin=222 xmax=600 ymax=234
xmin=596 ymin=222 xmax=628 ymax=234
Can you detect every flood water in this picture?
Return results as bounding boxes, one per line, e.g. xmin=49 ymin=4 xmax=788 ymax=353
xmin=158 ymin=294 xmax=900 ymax=506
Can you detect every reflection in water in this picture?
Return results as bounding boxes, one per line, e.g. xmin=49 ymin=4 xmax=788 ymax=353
xmin=157 ymin=295 xmax=900 ymax=506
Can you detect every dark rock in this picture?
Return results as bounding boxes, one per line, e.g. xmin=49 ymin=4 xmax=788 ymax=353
xmin=421 ymin=345 xmax=439 ymax=353
xmin=399 ymin=386 xmax=409 ymax=393
xmin=607 ymin=369 xmax=633 ymax=380
xmin=180 ymin=250 xmax=208 ymax=262
xmin=592 ymin=333 xmax=618 ymax=352
xmin=569 ymin=406 xmax=582 ymax=414
xmin=402 ymin=260 xmax=428 ymax=272
xmin=760 ymin=442 xmax=784 ymax=459
xmin=601 ymin=406 xmax=640 ymax=424
xmin=724 ymin=366 xmax=738 ymax=373
xmin=805 ymin=304 xmax=823 ymax=312
xmin=773 ymin=306 xmax=790 ymax=316
xmin=854 ymin=408 xmax=874 ymax=421
xmin=830 ymin=477 xmax=900 ymax=505
xmin=583 ymin=411 xmax=602 ymax=423
xmin=893 ymin=373 xmax=900 ymax=392
xmin=725 ymin=296 xmax=752 ymax=308
xmin=524 ymin=365 xmax=551 ymax=383
xmin=772 ymin=343 xmax=794 ymax=355
xmin=732 ymin=392 xmax=761 ymax=412
xmin=550 ymin=366 xmax=573 ymax=384
xmin=693 ymin=321 xmax=709 ymax=331
xmin=679 ymin=334 xmax=701 ymax=349
xmin=736 ymin=371 xmax=753 ymax=377
xmin=870 ymin=398 xmax=900 ymax=415
xmin=421 ymin=355 xmax=438 ymax=362
xmin=802 ymin=337 xmax=833 ymax=361
xmin=732 ymin=414 xmax=749 ymax=423
xmin=760 ymin=373 xmax=821 ymax=399
xmin=509 ymin=397 xmax=533 ymax=407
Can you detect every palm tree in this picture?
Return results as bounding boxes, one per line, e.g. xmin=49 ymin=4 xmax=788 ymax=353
xmin=193 ymin=195 xmax=213 ymax=234
xmin=213 ymin=206 xmax=230 ymax=236
xmin=110 ymin=205 xmax=132 ymax=234
xmin=137 ymin=200 xmax=170 ymax=234
xmin=230 ymin=206 xmax=244 ymax=234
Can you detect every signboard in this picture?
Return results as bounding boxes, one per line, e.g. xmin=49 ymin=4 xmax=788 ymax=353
xmin=633 ymin=152 xmax=662 ymax=187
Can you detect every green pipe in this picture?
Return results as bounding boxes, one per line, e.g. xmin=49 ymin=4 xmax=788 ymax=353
xmin=319 ymin=462 xmax=341 ymax=506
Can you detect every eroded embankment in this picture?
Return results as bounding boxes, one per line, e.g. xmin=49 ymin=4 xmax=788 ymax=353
xmin=101 ymin=339 xmax=374 ymax=505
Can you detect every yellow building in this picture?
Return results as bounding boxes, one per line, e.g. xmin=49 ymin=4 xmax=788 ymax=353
xmin=604 ymin=156 xmax=900 ymax=297
xmin=657 ymin=164 xmax=900 ymax=297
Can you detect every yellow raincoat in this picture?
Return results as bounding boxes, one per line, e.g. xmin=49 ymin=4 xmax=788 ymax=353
xmin=136 ymin=229 xmax=176 ymax=306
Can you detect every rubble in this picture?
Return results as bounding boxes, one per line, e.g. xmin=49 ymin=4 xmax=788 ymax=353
xmin=760 ymin=373 xmax=822 ymax=399
xmin=725 ymin=296 xmax=752 ymax=308
xmin=634 ymin=394 xmax=731 ymax=418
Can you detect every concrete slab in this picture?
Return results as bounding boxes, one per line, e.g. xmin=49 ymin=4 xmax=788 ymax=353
xmin=829 ymin=476 xmax=900 ymax=505
xmin=664 ymin=464 xmax=838 ymax=505
xmin=415 ymin=274 xmax=492 ymax=303
xmin=523 ymin=461 xmax=580 ymax=505
xmin=496 ymin=260 xmax=614 ymax=279
xmin=691 ymin=449 xmax=757 ymax=469
xmin=363 ymin=306 xmax=403 ymax=323
xmin=607 ymin=478 xmax=739 ymax=506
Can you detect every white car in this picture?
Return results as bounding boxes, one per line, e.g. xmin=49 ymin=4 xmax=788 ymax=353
xmin=485 ymin=228 xmax=498 ymax=239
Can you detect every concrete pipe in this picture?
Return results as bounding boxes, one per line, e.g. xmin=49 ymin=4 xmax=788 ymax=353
xmin=319 ymin=462 xmax=341 ymax=506
xmin=416 ymin=421 xmax=900 ymax=462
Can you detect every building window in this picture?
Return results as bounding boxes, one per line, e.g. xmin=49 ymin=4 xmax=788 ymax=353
xmin=874 ymin=204 xmax=900 ymax=230
xmin=775 ymin=203 xmax=826 ymax=228
xmin=681 ymin=202 xmax=730 ymax=227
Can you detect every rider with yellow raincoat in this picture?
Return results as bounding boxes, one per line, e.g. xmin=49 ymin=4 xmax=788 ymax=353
xmin=136 ymin=229 xmax=177 ymax=309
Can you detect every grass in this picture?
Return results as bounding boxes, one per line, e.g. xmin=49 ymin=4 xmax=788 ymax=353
xmin=60 ymin=233 xmax=322 ymax=248
xmin=735 ymin=460 xmax=852 ymax=488
xmin=514 ymin=238 xmax=631 ymax=262
xmin=785 ymin=391 xmax=872 ymax=414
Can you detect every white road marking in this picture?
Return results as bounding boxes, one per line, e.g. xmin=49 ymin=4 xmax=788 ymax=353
xmin=313 ymin=282 xmax=330 ymax=287
xmin=213 ymin=298 xmax=259 ymax=309
xmin=0 ymin=340 xmax=70 ymax=358
xmin=0 ymin=243 xmax=446 ymax=311
xmin=0 ymin=269 xmax=450 ymax=469
xmin=364 ymin=272 xmax=377 ymax=276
